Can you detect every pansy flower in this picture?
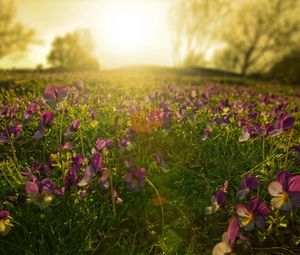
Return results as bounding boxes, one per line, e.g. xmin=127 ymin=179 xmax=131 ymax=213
xmin=25 ymin=178 xmax=56 ymax=209
xmin=237 ymin=174 xmax=260 ymax=200
xmin=33 ymin=112 xmax=55 ymax=139
xmin=43 ymin=85 xmax=69 ymax=108
xmin=0 ymin=124 xmax=22 ymax=144
xmin=205 ymin=181 xmax=228 ymax=215
xmin=236 ymin=196 xmax=271 ymax=231
xmin=64 ymin=167 xmax=78 ymax=189
xmin=124 ymin=167 xmax=147 ymax=192
xmin=98 ymin=168 xmax=110 ymax=189
xmin=0 ymin=210 xmax=13 ymax=236
xmin=212 ymin=217 xmax=240 ymax=255
xmin=268 ymin=170 xmax=300 ymax=210
xmin=64 ymin=119 xmax=80 ymax=136
xmin=269 ymin=114 xmax=295 ymax=137
xmin=77 ymin=153 xmax=105 ymax=187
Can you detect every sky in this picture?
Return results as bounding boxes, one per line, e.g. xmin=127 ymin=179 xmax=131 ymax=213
xmin=1 ymin=0 xmax=174 ymax=69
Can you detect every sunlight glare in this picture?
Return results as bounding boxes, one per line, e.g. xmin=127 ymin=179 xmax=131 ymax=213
xmin=99 ymin=1 xmax=157 ymax=53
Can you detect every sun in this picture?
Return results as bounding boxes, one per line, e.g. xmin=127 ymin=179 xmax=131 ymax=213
xmin=99 ymin=1 xmax=157 ymax=53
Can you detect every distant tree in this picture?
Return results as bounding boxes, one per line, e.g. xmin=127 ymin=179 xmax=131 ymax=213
xmin=171 ymin=0 xmax=300 ymax=75
xmin=47 ymin=29 xmax=100 ymax=71
xmin=269 ymin=51 xmax=300 ymax=84
xmin=169 ymin=0 xmax=231 ymax=66
xmin=216 ymin=0 xmax=300 ymax=76
xmin=0 ymin=0 xmax=35 ymax=60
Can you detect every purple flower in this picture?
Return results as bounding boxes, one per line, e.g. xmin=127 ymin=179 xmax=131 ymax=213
xmin=43 ymin=85 xmax=69 ymax=107
xmin=24 ymin=102 xmax=37 ymax=119
xmin=0 ymin=210 xmax=13 ymax=236
xmin=41 ymin=112 xmax=55 ymax=126
xmin=202 ymin=127 xmax=212 ymax=141
xmin=77 ymin=153 xmax=105 ymax=187
xmin=64 ymin=167 xmax=78 ymax=189
xmin=0 ymin=124 xmax=22 ymax=143
xmin=25 ymin=178 xmax=56 ymax=208
xmin=237 ymin=174 xmax=260 ymax=200
xmin=94 ymin=138 xmax=107 ymax=151
xmin=124 ymin=167 xmax=147 ymax=192
xmin=99 ymin=168 xmax=110 ymax=189
xmin=205 ymin=181 xmax=228 ymax=215
xmin=63 ymin=141 xmax=73 ymax=150
xmin=64 ymin=120 xmax=80 ymax=136
xmin=268 ymin=170 xmax=300 ymax=210
xmin=212 ymin=217 xmax=240 ymax=255
xmin=269 ymin=114 xmax=295 ymax=137
xmin=72 ymin=154 xmax=85 ymax=169
xmin=236 ymin=196 xmax=271 ymax=231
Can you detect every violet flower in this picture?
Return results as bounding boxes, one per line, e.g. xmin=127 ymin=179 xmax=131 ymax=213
xmin=268 ymin=170 xmax=300 ymax=210
xmin=98 ymin=168 xmax=110 ymax=189
xmin=236 ymin=196 xmax=271 ymax=231
xmin=202 ymin=127 xmax=212 ymax=141
xmin=124 ymin=167 xmax=147 ymax=192
xmin=0 ymin=210 xmax=13 ymax=236
xmin=64 ymin=120 xmax=80 ymax=136
xmin=212 ymin=217 xmax=240 ymax=255
xmin=63 ymin=141 xmax=73 ymax=150
xmin=64 ymin=167 xmax=78 ymax=189
xmin=24 ymin=102 xmax=37 ymax=120
xmin=237 ymin=174 xmax=260 ymax=200
xmin=77 ymin=153 xmax=105 ymax=187
xmin=43 ymin=85 xmax=69 ymax=108
xmin=205 ymin=181 xmax=228 ymax=215
xmin=0 ymin=124 xmax=22 ymax=144
xmin=25 ymin=178 xmax=56 ymax=208
xmin=269 ymin=114 xmax=295 ymax=137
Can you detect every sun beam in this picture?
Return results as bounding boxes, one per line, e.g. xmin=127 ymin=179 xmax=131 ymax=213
xmin=99 ymin=1 xmax=158 ymax=53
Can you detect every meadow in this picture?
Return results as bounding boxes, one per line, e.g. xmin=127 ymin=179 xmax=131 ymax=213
xmin=0 ymin=71 xmax=300 ymax=255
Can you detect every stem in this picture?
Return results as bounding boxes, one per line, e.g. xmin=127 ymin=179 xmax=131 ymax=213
xmin=59 ymin=102 xmax=67 ymax=145
xmin=284 ymin=129 xmax=294 ymax=169
xmin=109 ymin=169 xmax=117 ymax=218
xmin=7 ymin=135 xmax=22 ymax=182
xmin=79 ymin=127 xmax=85 ymax=156
xmin=146 ymin=177 xmax=165 ymax=237
xmin=262 ymin=136 xmax=265 ymax=170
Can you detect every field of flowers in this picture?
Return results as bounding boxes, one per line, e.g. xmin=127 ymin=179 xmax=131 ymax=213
xmin=0 ymin=72 xmax=300 ymax=255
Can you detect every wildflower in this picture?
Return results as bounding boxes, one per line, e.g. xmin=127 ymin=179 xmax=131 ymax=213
xmin=268 ymin=170 xmax=300 ymax=210
xmin=64 ymin=120 xmax=80 ymax=136
xmin=43 ymin=85 xmax=69 ymax=108
xmin=25 ymin=178 xmax=56 ymax=209
xmin=63 ymin=141 xmax=73 ymax=150
xmin=124 ymin=167 xmax=147 ymax=192
xmin=205 ymin=181 xmax=228 ymax=215
xmin=202 ymin=127 xmax=212 ymax=141
xmin=0 ymin=124 xmax=22 ymax=144
xmin=0 ymin=210 xmax=13 ymax=236
xmin=212 ymin=217 xmax=240 ymax=255
xmin=33 ymin=112 xmax=54 ymax=139
xmin=98 ymin=168 xmax=109 ymax=189
xmin=72 ymin=154 xmax=85 ymax=169
xmin=269 ymin=114 xmax=295 ymax=137
xmin=64 ymin=167 xmax=78 ymax=189
xmin=236 ymin=196 xmax=271 ymax=231
xmin=77 ymin=153 xmax=105 ymax=187
xmin=24 ymin=102 xmax=37 ymax=120
xmin=237 ymin=174 xmax=260 ymax=200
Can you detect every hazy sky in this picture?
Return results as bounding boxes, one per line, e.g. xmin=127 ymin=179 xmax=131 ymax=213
xmin=1 ymin=0 xmax=174 ymax=69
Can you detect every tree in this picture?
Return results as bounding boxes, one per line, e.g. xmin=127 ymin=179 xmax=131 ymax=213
xmin=170 ymin=0 xmax=300 ymax=75
xmin=0 ymin=0 xmax=35 ymax=60
xmin=216 ymin=0 xmax=300 ymax=76
xmin=47 ymin=29 xmax=100 ymax=71
xmin=169 ymin=0 xmax=231 ymax=66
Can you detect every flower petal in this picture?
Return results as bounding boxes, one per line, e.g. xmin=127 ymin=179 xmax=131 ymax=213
xmin=227 ymin=217 xmax=240 ymax=246
xmin=212 ymin=242 xmax=232 ymax=255
xmin=288 ymin=176 xmax=300 ymax=192
xmin=268 ymin=181 xmax=283 ymax=196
